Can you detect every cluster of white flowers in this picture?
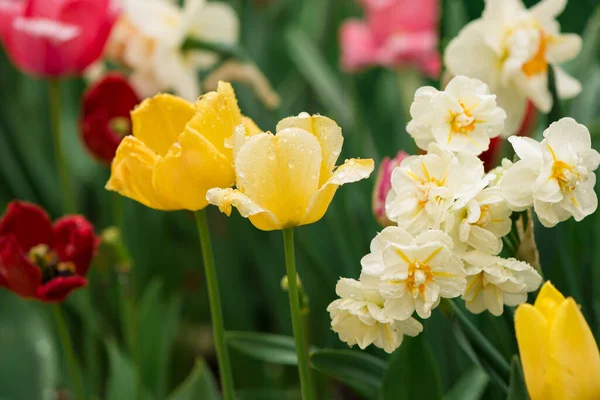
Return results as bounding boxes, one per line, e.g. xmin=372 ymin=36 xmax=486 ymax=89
xmin=328 ymin=71 xmax=600 ymax=353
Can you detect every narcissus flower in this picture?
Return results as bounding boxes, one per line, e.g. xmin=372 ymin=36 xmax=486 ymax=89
xmin=501 ymin=118 xmax=600 ymax=227
xmin=0 ymin=201 xmax=98 ymax=302
xmin=105 ymin=0 xmax=238 ymax=100
xmin=327 ymin=277 xmax=423 ymax=354
xmin=372 ymin=151 xmax=408 ymax=227
xmin=462 ymin=251 xmax=541 ymax=316
xmin=340 ymin=0 xmax=441 ymax=77
xmin=407 ymin=76 xmax=506 ymax=155
xmin=515 ymin=281 xmax=600 ymax=400
xmin=444 ymin=0 xmax=581 ymax=135
xmin=206 ymin=113 xmax=374 ymax=231
xmin=0 ymin=0 xmax=119 ymax=77
xmin=106 ymin=81 xmax=260 ymax=211
xmin=80 ymin=73 xmax=139 ymax=165
xmin=360 ymin=227 xmax=466 ymax=319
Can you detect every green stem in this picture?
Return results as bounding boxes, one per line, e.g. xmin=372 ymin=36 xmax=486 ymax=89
xmin=282 ymin=228 xmax=313 ymax=400
xmin=49 ymin=80 xmax=76 ymax=214
xmin=53 ymin=304 xmax=85 ymax=400
xmin=194 ymin=210 xmax=235 ymax=400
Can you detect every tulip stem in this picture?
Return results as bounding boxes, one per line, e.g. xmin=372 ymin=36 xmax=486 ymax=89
xmin=49 ymin=80 xmax=76 ymax=214
xmin=194 ymin=210 xmax=235 ymax=400
xmin=282 ymin=228 xmax=313 ymax=400
xmin=53 ymin=304 xmax=85 ymax=400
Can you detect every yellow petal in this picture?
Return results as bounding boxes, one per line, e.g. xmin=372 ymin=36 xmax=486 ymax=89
xmin=515 ymin=303 xmax=551 ymax=400
xmin=547 ymin=298 xmax=600 ymax=400
xmin=106 ymin=136 xmax=178 ymax=210
xmin=276 ymin=113 xmax=343 ymax=185
xmin=534 ymin=281 xmax=566 ymax=325
xmin=131 ymin=94 xmax=195 ymax=156
xmin=301 ymin=158 xmax=374 ymax=225
xmin=152 ymin=127 xmax=235 ymax=211
xmin=234 ymin=129 xmax=322 ymax=229
xmin=242 ymin=115 xmax=263 ymax=135
xmin=206 ymin=188 xmax=281 ymax=230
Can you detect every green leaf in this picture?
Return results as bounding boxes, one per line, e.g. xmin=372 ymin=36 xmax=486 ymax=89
xmin=284 ymin=28 xmax=353 ymax=127
xmin=507 ymin=356 xmax=529 ymax=400
xmin=106 ymin=341 xmax=138 ymax=400
xmin=310 ymin=349 xmax=387 ymax=400
xmin=444 ymin=368 xmax=488 ymax=400
xmin=237 ymin=389 xmax=301 ymax=400
xmin=167 ymin=359 xmax=220 ymax=400
xmin=227 ymin=331 xmax=309 ymax=366
xmin=380 ymin=335 xmax=442 ymax=400
xmin=442 ymin=0 xmax=469 ymax=41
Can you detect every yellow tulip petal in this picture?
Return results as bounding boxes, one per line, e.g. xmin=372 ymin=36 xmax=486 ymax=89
xmin=152 ymin=127 xmax=235 ymax=211
xmin=132 ymin=94 xmax=195 ymax=156
xmin=234 ymin=128 xmax=322 ymax=228
xmin=548 ymin=298 xmax=600 ymax=400
xmin=242 ymin=115 xmax=263 ymax=135
xmin=206 ymin=188 xmax=281 ymax=230
xmin=106 ymin=136 xmax=178 ymax=210
xmin=276 ymin=113 xmax=343 ymax=185
xmin=515 ymin=303 xmax=551 ymax=400
xmin=534 ymin=281 xmax=566 ymax=324
xmin=301 ymin=158 xmax=374 ymax=225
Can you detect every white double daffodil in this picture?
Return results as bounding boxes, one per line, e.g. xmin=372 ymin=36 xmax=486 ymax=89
xmin=501 ymin=117 xmax=600 ymax=227
xmin=444 ymin=0 xmax=582 ymax=135
xmin=327 ymin=278 xmax=423 ymax=354
xmin=407 ymin=76 xmax=506 ymax=155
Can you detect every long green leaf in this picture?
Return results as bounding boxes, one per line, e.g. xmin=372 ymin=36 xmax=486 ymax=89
xmin=106 ymin=341 xmax=138 ymax=400
xmin=226 ymin=331 xmax=308 ymax=366
xmin=507 ymin=356 xmax=529 ymax=400
xmin=444 ymin=368 xmax=488 ymax=400
xmin=167 ymin=359 xmax=220 ymax=400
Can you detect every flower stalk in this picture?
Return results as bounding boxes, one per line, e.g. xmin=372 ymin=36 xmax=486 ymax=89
xmin=194 ymin=210 xmax=235 ymax=400
xmin=53 ymin=304 xmax=85 ymax=400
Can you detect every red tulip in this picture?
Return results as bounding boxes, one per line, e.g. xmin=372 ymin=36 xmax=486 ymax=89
xmin=80 ymin=73 xmax=139 ymax=165
xmin=0 ymin=0 xmax=119 ymax=77
xmin=372 ymin=151 xmax=408 ymax=227
xmin=0 ymin=201 xmax=99 ymax=302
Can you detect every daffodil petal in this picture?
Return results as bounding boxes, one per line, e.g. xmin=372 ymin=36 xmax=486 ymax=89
xmin=106 ymin=136 xmax=178 ymax=210
xmin=131 ymin=94 xmax=195 ymax=156
xmin=152 ymin=127 xmax=235 ymax=211
xmin=276 ymin=113 xmax=343 ymax=185
xmin=515 ymin=303 xmax=550 ymax=400
xmin=301 ymin=158 xmax=374 ymax=226
xmin=206 ymin=187 xmax=281 ymax=231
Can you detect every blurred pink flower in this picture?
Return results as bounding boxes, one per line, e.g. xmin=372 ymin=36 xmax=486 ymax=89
xmin=0 ymin=0 xmax=119 ymax=77
xmin=372 ymin=150 xmax=408 ymax=227
xmin=340 ymin=0 xmax=440 ymax=77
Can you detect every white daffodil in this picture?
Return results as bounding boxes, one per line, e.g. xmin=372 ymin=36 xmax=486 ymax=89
xmin=106 ymin=0 xmax=238 ymax=100
xmin=327 ymin=278 xmax=423 ymax=354
xmin=361 ymin=227 xmax=466 ymax=320
xmin=446 ymin=187 xmax=512 ymax=255
xmin=487 ymin=158 xmax=514 ymax=187
xmin=444 ymin=0 xmax=582 ymax=135
xmin=407 ymin=76 xmax=506 ymax=155
xmin=501 ymin=118 xmax=600 ymax=227
xmin=461 ymin=251 xmax=542 ymax=316
xmin=385 ymin=143 xmax=485 ymax=235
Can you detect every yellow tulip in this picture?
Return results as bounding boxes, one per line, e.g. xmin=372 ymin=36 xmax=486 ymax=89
xmin=106 ymin=81 xmax=260 ymax=210
xmin=515 ymin=281 xmax=600 ymax=400
xmin=206 ymin=112 xmax=374 ymax=230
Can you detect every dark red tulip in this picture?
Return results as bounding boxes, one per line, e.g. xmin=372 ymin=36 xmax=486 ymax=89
xmin=0 ymin=201 xmax=99 ymax=302
xmin=80 ymin=73 xmax=140 ymax=165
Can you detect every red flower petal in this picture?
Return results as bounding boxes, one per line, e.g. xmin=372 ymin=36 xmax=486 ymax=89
xmin=36 ymin=275 xmax=87 ymax=302
xmin=0 ymin=200 xmax=53 ymax=251
xmin=0 ymin=235 xmax=42 ymax=299
xmin=52 ymin=215 xmax=98 ymax=276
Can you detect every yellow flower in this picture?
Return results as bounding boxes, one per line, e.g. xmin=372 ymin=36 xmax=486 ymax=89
xmin=515 ymin=281 xmax=600 ymax=400
xmin=106 ymin=81 xmax=260 ymax=210
xmin=206 ymin=112 xmax=374 ymax=230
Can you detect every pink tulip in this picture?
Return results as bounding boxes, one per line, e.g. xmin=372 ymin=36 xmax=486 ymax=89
xmin=372 ymin=151 xmax=408 ymax=227
xmin=340 ymin=0 xmax=440 ymax=77
xmin=0 ymin=0 xmax=119 ymax=77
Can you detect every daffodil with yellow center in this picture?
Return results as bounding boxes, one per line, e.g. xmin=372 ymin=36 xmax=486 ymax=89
xmin=106 ymin=81 xmax=260 ymax=211
xmin=206 ymin=112 xmax=374 ymax=230
xmin=515 ymin=281 xmax=600 ymax=400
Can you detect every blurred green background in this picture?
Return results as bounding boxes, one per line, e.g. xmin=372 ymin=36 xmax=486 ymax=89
xmin=1 ymin=0 xmax=600 ymax=399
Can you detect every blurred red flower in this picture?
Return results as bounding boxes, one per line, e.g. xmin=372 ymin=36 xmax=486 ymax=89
xmin=0 ymin=201 xmax=99 ymax=302
xmin=80 ymin=73 xmax=140 ymax=165
xmin=0 ymin=0 xmax=119 ymax=77
xmin=372 ymin=150 xmax=408 ymax=227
